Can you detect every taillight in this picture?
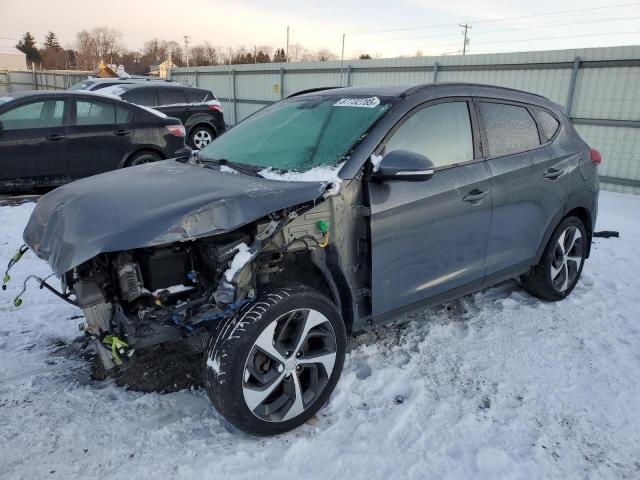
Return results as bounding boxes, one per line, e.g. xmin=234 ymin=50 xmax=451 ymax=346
xmin=589 ymin=148 xmax=602 ymax=165
xmin=207 ymin=101 xmax=223 ymax=113
xmin=165 ymin=125 xmax=185 ymax=137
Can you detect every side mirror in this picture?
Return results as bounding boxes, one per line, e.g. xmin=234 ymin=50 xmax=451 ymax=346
xmin=376 ymin=149 xmax=435 ymax=181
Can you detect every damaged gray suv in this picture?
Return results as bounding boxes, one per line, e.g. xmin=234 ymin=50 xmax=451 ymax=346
xmin=18 ymin=83 xmax=600 ymax=435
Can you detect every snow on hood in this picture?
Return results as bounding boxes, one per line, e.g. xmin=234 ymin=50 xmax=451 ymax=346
xmin=258 ymin=162 xmax=345 ymax=196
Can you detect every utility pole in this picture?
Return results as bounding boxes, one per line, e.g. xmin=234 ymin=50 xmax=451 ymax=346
xmin=459 ymin=23 xmax=471 ymax=55
xmin=183 ymin=35 xmax=191 ymax=67
xmin=286 ymin=26 xmax=290 ymax=62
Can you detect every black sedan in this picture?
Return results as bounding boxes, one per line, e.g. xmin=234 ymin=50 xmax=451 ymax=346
xmin=0 ymin=90 xmax=191 ymax=190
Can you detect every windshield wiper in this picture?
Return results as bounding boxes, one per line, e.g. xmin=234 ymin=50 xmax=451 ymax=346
xmin=195 ymin=154 xmax=263 ymax=178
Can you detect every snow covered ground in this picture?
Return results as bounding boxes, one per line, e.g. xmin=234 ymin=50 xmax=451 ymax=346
xmin=1 ymin=191 xmax=639 ymax=480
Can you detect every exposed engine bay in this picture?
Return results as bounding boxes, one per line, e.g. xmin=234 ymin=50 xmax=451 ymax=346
xmin=64 ymin=201 xmax=333 ymax=372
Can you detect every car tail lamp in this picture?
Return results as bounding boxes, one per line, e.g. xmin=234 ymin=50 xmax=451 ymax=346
xmin=207 ymin=101 xmax=223 ymax=113
xmin=589 ymin=148 xmax=602 ymax=165
xmin=165 ymin=125 xmax=186 ymax=137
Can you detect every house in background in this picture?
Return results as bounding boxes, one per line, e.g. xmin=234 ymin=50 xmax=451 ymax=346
xmin=148 ymin=60 xmax=176 ymax=78
xmin=0 ymin=47 xmax=27 ymax=70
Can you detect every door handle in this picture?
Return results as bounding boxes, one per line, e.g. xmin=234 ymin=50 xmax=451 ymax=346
xmin=543 ymin=167 xmax=565 ymax=180
xmin=114 ymin=129 xmax=131 ymax=136
xmin=463 ymin=189 xmax=489 ymax=203
xmin=47 ymin=134 xmax=66 ymax=141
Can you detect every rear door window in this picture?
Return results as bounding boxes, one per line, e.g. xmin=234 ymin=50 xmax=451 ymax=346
xmin=122 ymin=88 xmax=156 ymax=106
xmin=0 ymin=99 xmax=65 ymax=130
xmin=478 ymin=101 xmax=540 ymax=157
xmin=384 ymin=101 xmax=474 ymax=168
xmin=535 ymin=109 xmax=560 ymax=142
xmin=158 ymin=88 xmax=187 ymax=106
xmin=75 ymin=99 xmax=117 ymax=125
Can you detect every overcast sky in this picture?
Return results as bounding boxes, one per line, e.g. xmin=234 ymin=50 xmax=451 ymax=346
xmin=1 ymin=0 xmax=639 ymax=58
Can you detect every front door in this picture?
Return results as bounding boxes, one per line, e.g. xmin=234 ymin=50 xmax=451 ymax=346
xmin=369 ymin=99 xmax=493 ymax=319
xmin=0 ymin=98 xmax=68 ymax=187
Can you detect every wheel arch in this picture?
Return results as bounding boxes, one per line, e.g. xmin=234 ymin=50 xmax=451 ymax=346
xmin=255 ymin=250 xmax=354 ymax=334
xmin=120 ymin=147 xmax=166 ymax=168
xmin=186 ymin=117 xmax=217 ymax=137
xmin=564 ymin=206 xmax=593 ymax=258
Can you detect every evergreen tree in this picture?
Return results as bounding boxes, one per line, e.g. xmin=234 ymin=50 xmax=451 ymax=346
xmin=44 ymin=31 xmax=61 ymax=51
xmin=16 ymin=32 xmax=41 ymax=66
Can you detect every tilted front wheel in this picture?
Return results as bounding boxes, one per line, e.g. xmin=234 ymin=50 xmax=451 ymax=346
xmin=521 ymin=216 xmax=587 ymax=301
xmin=204 ymin=284 xmax=346 ymax=435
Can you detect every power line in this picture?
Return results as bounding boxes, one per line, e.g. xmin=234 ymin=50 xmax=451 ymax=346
xmin=352 ymin=2 xmax=640 ymax=35
xmin=376 ymin=15 xmax=640 ymax=43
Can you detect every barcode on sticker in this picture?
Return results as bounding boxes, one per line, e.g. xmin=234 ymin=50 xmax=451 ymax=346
xmin=333 ymin=97 xmax=380 ymax=108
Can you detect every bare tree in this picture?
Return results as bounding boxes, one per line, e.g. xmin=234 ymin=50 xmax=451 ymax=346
xmin=75 ymin=26 xmax=122 ymax=67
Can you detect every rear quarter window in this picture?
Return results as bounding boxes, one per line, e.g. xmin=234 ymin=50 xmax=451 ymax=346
xmin=535 ymin=109 xmax=561 ymax=142
xmin=478 ymin=101 xmax=540 ymax=157
xmin=186 ymin=89 xmax=209 ymax=103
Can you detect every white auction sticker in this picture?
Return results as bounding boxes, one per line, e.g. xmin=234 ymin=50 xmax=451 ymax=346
xmin=333 ymin=97 xmax=380 ymax=108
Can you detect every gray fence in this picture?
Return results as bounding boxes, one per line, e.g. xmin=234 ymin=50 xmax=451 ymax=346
xmin=172 ymin=45 xmax=640 ymax=194
xmin=0 ymin=70 xmax=91 ymax=95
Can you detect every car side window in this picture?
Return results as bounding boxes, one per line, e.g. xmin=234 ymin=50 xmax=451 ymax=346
xmin=384 ymin=101 xmax=474 ymax=168
xmin=478 ymin=101 xmax=540 ymax=157
xmin=75 ymin=99 xmax=117 ymax=125
xmin=158 ymin=88 xmax=187 ymax=106
xmin=122 ymin=88 xmax=156 ymax=107
xmin=0 ymin=100 xmax=64 ymax=130
xmin=535 ymin=109 xmax=560 ymax=142
xmin=186 ymin=89 xmax=208 ymax=103
xmin=116 ymin=105 xmax=132 ymax=124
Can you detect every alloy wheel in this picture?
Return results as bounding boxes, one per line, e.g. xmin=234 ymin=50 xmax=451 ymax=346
xmin=551 ymin=226 xmax=584 ymax=292
xmin=193 ymin=129 xmax=213 ymax=149
xmin=242 ymin=308 xmax=337 ymax=423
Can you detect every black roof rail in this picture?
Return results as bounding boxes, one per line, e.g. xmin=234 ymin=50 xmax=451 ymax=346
xmin=402 ymin=82 xmax=547 ymax=99
xmin=286 ymin=87 xmax=340 ymax=99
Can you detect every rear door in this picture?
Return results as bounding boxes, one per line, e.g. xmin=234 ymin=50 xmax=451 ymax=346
xmin=155 ymin=87 xmax=189 ymax=123
xmin=0 ymin=97 xmax=68 ymax=186
xmin=66 ymin=97 xmax=133 ymax=179
xmin=477 ymin=99 xmax=564 ymax=276
xmin=368 ymin=98 xmax=493 ymax=318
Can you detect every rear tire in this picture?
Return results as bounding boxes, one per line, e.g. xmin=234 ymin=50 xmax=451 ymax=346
xmin=188 ymin=125 xmax=214 ymax=149
xmin=203 ymin=283 xmax=346 ymax=436
xmin=521 ymin=216 xmax=587 ymax=301
xmin=125 ymin=150 xmax=161 ymax=167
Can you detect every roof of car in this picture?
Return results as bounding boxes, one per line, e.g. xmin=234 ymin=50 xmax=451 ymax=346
xmin=293 ymin=83 xmax=557 ymax=109
xmin=110 ymin=82 xmax=206 ymax=92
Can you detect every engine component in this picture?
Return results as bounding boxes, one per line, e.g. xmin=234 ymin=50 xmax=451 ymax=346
xmin=118 ymin=262 xmax=144 ymax=302
xmin=83 ymin=301 xmax=116 ymax=371
xmin=138 ymin=249 xmax=190 ymax=291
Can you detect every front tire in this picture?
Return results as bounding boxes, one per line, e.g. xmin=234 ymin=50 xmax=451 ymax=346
xmin=521 ymin=216 xmax=587 ymax=301
xmin=204 ymin=283 xmax=346 ymax=436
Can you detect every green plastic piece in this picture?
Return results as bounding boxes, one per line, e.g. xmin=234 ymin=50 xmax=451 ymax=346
xmin=317 ymin=220 xmax=329 ymax=234
xmin=14 ymin=298 xmax=22 ymax=307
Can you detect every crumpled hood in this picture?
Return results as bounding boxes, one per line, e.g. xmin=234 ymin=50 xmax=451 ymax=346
xmin=24 ymin=159 xmax=325 ymax=275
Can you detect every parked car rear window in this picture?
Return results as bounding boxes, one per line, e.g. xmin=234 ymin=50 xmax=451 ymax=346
xmin=75 ymin=99 xmax=120 ymax=125
xmin=158 ymin=88 xmax=187 ymax=105
xmin=199 ymin=96 xmax=391 ymax=171
xmin=384 ymin=101 xmax=474 ymax=168
xmin=0 ymin=100 xmax=64 ymax=130
xmin=122 ymin=88 xmax=156 ymax=107
xmin=69 ymin=80 xmax=95 ymax=91
xmin=535 ymin=109 xmax=560 ymax=142
xmin=479 ymin=102 xmax=540 ymax=157
xmin=186 ymin=89 xmax=209 ymax=103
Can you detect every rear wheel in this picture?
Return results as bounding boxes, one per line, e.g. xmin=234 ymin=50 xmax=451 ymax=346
xmin=203 ymin=283 xmax=346 ymax=435
xmin=125 ymin=150 xmax=161 ymax=167
xmin=521 ymin=216 xmax=587 ymax=301
xmin=188 ymin=125 xmax=214 ymax=149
